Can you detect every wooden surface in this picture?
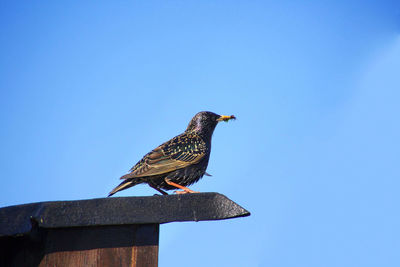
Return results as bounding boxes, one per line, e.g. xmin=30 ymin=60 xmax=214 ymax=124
xmin=1 ymin=224 xmax=159 ymax=267
xmin=0 ymin=193 xmax=250 ymax=237
xmin=0 ymin=194 xmax=250 ymax=266
xmin=40 ymin=224 xmax=159 ymax=267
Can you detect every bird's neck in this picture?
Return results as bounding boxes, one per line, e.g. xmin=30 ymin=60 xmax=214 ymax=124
xmin=187 ymin=129 xmax=214 ymax=144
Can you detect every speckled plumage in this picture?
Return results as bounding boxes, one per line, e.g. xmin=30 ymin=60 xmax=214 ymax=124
xmin=108 ymin=111 xmax=235 ymax=196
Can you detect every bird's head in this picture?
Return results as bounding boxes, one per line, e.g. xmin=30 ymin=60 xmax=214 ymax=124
xmin=186 ymin=111 xmax=236 ymax=138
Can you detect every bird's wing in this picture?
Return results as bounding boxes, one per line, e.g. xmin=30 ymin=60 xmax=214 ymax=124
xmin=122 ymin=133 xmax=207 ymax=179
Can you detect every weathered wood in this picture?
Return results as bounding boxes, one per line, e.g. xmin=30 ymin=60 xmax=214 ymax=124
xmin=0 ymin=193 xmax=250 ymax=266
xmin=0 ymin=193 xmax=250 ymax=237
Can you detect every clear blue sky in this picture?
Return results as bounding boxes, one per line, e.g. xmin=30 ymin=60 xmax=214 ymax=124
xmin=1 ymin=1 xmax=400 ymax=266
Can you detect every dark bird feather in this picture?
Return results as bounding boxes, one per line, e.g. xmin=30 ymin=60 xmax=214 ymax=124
xmin=108 ymin=111 xmax=235 ymax=196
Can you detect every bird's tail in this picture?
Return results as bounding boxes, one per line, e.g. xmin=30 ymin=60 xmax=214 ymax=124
xmin=108 ymin=179 xmax=141 ymax=197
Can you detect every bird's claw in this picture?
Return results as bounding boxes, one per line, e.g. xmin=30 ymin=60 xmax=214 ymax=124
xmin=174 ymin=190 xmax=199 ymax=194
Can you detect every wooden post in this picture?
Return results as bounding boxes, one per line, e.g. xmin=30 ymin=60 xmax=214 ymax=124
xmin=40 ymin=224 xmax=159 ymax=267
xmin=0 ymin=193 xmax=250 ymax=267
xmin=2 ymin=224 xmax=159 ymax=267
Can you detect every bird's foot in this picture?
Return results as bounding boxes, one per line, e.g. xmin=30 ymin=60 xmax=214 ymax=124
xmin=165 ymin=179 xmax=199 ymax=194
xmin=174 ymin=189 xmax=199 ymax=194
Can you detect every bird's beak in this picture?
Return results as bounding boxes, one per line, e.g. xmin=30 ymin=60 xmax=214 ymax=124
xmin=217 ymin=115 xmax=236 ymax=122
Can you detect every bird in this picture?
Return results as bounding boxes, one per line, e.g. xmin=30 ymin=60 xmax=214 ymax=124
xmin=108 ymin=111 xmax=236 ymax=196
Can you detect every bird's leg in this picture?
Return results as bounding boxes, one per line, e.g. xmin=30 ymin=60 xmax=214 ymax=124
xmin=149 ymin=184 xmax=169 ymax=195
xmin=164 ymin=178 xmax=199 ymax=194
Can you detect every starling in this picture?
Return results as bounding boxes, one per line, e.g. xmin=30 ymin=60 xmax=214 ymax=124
xmin=108 ymin=111 xmax=236 ymax=196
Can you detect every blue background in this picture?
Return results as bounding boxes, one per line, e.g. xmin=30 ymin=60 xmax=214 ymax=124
xmin=1 ymin=1 xmax=400 ymax=266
